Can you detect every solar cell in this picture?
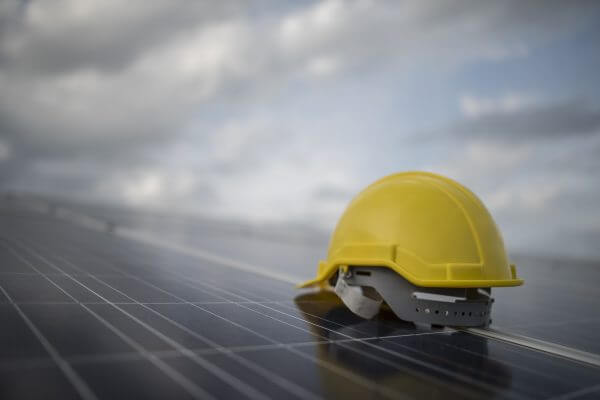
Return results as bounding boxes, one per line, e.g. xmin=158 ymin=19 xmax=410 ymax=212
xmin=1 ymin=198 xmax=599 ymax=399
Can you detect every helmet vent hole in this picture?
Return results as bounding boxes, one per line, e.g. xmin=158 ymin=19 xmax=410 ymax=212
xmin=434 ymin=310 xmax=439 ymax=315
xmin=355 ymin=270 xmax=371 ymax=276
xmin=415 ymin=308 xmax=420 ymax=313
xmin=468 ymin=312 xmax=472 ymax=317
xmin=461 ymin=312 xmax=465 ymax=316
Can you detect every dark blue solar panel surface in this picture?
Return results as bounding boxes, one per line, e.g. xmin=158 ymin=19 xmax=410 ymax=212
xmin=1 ymin=197 xmax=599 ymax=399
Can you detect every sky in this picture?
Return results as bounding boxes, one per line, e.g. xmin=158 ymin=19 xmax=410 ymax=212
xmin=1 ymin=0 xmax=600 ymax=259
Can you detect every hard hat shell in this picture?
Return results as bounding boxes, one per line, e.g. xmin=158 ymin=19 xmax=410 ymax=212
xmin=299 ymin=171 xmax=523 ymax=289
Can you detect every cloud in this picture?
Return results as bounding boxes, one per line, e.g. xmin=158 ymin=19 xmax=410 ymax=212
xmin=459 ymin=93 xmax=540 ymax=118
xmin=0 ymin=1 xmax=246 ymax=75
xmin=451 ymin=98 xmax=600 ymax=140
xmin=0 ymin=139 xmax=10 ymax=161
xmin=2 ymin=0 xmax=597 ymax=160
xmin=428 ymin=129 xmax=600 ymax=259
xmin=486 ymin=181 xmax=562 ymax=211
xmin=305 ymin=55 xmax=341 ymax=77
xmin=1 ymin=0 xmax=600 ymax=259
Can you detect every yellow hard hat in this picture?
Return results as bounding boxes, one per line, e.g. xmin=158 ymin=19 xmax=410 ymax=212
xmin=299 ymin=171 xmax=523 ymax=327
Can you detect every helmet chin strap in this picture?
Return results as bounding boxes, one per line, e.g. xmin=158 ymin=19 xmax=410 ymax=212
xmin=334 ymin=274 xmax=382 ymax=319
xmin=334 ymin=267 xmax=493 ymax=327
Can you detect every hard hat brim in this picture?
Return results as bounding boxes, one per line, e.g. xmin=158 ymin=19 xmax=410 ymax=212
xmin=298 ymin=259 xmax=523 ymax=289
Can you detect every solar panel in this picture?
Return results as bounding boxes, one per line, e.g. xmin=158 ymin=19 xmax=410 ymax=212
xmin=1 ymin=198 xmax=600 ymax=399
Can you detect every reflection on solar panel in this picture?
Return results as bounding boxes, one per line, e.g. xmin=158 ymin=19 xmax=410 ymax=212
xmin=1 ymin=197 xmax=600 ymax=399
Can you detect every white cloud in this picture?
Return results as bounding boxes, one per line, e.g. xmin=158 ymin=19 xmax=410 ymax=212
xmin=485 ymin=182 xmax=562 ymax=212
xmin=459 ymin=93 xmax=540 ymax=118
xmin=207 ymin=117 xmax=278 ymax=164
xmin=279 ymin=0 xmax=351 ymax=50
xmin=134 ymin=20 xmax=254 ymax=87
xmin=122 ymin=172 xmax=164 ymax=205
xmin=426 ymin=130 xmax=600 ymax=258
xmin=435 ymin=140 xmax=532 ymax=183
xmin=479 ymin=43 xmax=529 ymax=61
xmin=465 ymin=141 xmax=532 ymax=167
xmin=2 ymin=0 xmax=600 ymax=259
xmin=99 ymin=168 xmax=201 ymax=210
xmin=0 ymin=139 xmax=11 ymax=161
xmin=207 ymin=155 xmax=354 ymax=225
xmin=305 ymin=55 xmax=340 ymax=76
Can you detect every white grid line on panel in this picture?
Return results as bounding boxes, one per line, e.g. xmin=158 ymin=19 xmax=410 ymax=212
xmin=2 ymin=240 xmax=218 ymax=400
xmin=0 ymin=277 xmax=98 ymax=400
xmin=14 ymin=238 xmax=317 ymax=400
